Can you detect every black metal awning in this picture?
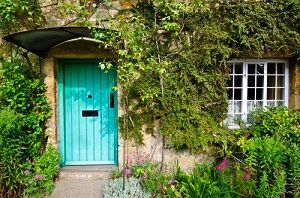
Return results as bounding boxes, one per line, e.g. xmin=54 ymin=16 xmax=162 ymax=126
xmin=3 ymin=27 xmax=101 ymax=57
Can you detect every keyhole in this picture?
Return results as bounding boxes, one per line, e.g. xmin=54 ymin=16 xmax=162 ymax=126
xmin=88 ymin=95 xmax=92 ymax=99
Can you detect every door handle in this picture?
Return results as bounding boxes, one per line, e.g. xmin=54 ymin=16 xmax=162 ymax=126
xmin=110 ymin=93 xmax=114 ymax=108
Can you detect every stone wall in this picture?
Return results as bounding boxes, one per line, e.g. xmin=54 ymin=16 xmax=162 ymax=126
xmin=41 ymin=38 xmax=207 ymax=169
xmin=290 ymin=63 xmax=300 ymax=110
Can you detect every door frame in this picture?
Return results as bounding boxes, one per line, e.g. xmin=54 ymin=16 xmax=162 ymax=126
xmin=57 ymin=59 xmax=118 ymax=166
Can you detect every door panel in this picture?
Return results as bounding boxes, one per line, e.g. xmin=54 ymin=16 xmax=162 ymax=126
xmin=59 ymin=61 xmax=117 ymax=165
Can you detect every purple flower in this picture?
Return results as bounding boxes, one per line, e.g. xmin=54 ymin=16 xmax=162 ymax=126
xmin=24 ymin=170 xmax=30 ymax=175
xmin=34 ymin=175 xmax=44 ymax=181
xmin=157 ymin=183 xmax=163 ymax=191
xmin=124 ymin=167 xmax=132 ymax=176
xmin=242 ymin=173 xmax=251 ymax=181
xmin=168 ymin=179 xmax=176 ymax=186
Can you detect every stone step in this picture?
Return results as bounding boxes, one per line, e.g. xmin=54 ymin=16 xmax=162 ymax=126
xmin=58 ymin=165 xmax=116 ymax=180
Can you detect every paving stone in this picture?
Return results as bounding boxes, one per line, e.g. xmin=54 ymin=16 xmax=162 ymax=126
xmin=49 ymin=166 xmax=115 ymax=198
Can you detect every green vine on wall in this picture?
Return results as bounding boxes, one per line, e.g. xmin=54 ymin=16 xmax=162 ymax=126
xmin=0 ymin=0 xmax=44 ymax=34
xmin=93 ymin=0 xmax=300 ymax=153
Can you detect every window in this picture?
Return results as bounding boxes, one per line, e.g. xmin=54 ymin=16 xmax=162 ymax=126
xmin=225 ymin=60 xmax=289 ymax=127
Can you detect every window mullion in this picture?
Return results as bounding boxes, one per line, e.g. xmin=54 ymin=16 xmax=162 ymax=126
xmin=263 ymin=61 xmax=267 ymax=107
xmin=285 ymin=62 xmax=289 ymax=106
xmin=242 ymin=62 xmax=248 ymax=122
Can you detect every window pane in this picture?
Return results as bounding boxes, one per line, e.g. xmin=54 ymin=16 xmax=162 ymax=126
xmin=257 ymin=64 xmax=264 ymax=74
xmin=227 ymin=89 xmax=233 ymax=100
xmin=277 ymin=101 xmax=284 ymax=106
xmin=267 ymin=76 xmax=276 ymax=87
xmin=234 ymin=89 xmax=242 ymax=100
xmin=267 ymin=88 xmax=276 ymax=99
xmin=225 ymin=115 xmax=234 ymax=126
xmin=234 ymin=76 xmax=243 ymax=87
xmin=277 ymin=63 xmax=285 ymax=74
xmin=247 ymin=101 xmax=256 ymax=113
xmin=248 ymin=75 xmax=255 ymax=87
xmin=233 ymin=101 xmax=242 ymax=113
xmin=267 ymin=101 xmax=275 ymax=106
xmin=228 ymin=101 xmax=234 ymax=113
xmin=257 ymin=76 xmax=264 ymax=87
xmin=277 ymin=88 xmax=284 ymax=100
xmin=257 ymin=101 xmax=263 ymax=107
xmin=277 ymin=76 xmax=285 ymax=87
xmin=235 ymin=63 xmax=243 ymax=74
xmin=256 ymin=88 xmax=263 ymax=100
xmin=248 ymin=64 xmax=255 ymax=74
xmin=248 ymin=88 xmax=255 ymax=100
xmin=267 ymin=63 xmax=276 ymax=74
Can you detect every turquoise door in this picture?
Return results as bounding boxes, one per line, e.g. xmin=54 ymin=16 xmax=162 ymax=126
xmin=58 ymin=60 xmax=118 ymax=166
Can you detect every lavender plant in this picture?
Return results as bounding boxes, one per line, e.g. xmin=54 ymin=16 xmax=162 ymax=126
xmin=102 ymin=177 xmax=151 ymax=198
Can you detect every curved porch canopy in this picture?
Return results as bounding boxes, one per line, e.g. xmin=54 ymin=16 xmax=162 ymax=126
xmin=3 ymin=27 xmax=104 ymax=57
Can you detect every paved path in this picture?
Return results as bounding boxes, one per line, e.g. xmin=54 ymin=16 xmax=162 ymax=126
xmin=50 ymin=178 xmax=106 ymax=198
xmin=49 ymin=166 xmax=113 ymax=198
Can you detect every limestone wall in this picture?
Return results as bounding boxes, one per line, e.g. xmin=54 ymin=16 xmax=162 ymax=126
xmin=290 ymin=63 xmax=300 ymax=110
xmin=41 ymin=38 xmax=207 ymax=169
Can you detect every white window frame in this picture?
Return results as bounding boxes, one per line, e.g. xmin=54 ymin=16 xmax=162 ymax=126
xmin=226 ymin=59 xmax=289 ymax=128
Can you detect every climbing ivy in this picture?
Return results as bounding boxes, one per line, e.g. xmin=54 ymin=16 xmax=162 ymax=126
xmin=93 ymin=0 xmax=300 ymax=153
xmin=0 ymin=0 xmax=44 ymax=34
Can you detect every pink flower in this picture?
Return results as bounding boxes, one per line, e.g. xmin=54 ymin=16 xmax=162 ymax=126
xmin=242 ymin=173 xmax=251 ymax=181
xmin=24 ymin=170 xmax=30 ymax=175
xmin=216 ymin=164 xmax=223 ymax=171
xmin=124 ymin=167 xmax=132 ymax=176
xmin=221 ymin=160 xmax=229 ymax=168
xmin=34 ymin=175 xmax=44 ymax=181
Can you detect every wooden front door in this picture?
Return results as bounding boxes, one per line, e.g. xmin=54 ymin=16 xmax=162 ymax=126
xmin=58 ymin=60 xmax=118 ymax=165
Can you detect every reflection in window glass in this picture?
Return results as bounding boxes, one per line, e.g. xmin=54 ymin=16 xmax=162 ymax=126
xmin=256 ymin=88 xmax=263 ymax=100
xmin=277 ymin=63 xmax=285 ymax=74
xmin=234 ymin=76 xmax=243 ymax=87
xmin=267 ymin=63 xmax=276 ymax=74
xmin=248 ymin=64 xmax=256 ymax=74
xmin=248 ymin=88 xmax=255 ymax=100
xmin=267 ymin=88 xmax=276 ymax=100
xmin=257 ymin=64 xmax=264 ymax=74
xmin=248 ymin=76 xmax=255 ymax=87
xmin=257 ymin=76 xmax=264 ymax=87
xmin=267 ymin=76 xmax=276 ymax=87
xmin=234 ymin=89 xmax=242 ymax=100
xmin=277 ymin=88 xmax=284 ymax=100
xmin=277 ymin=76 xmax=285 ymax=87
xmin=235 ymin=63 xmax=243 ymax=74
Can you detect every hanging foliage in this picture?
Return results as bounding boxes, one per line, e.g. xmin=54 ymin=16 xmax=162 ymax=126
xmin=0 ymin=0 xmax=44 ymax=34
xmin=93 ymin=0 xmax=300 ymax=153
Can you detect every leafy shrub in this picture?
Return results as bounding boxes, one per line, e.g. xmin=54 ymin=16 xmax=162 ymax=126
xmin=180 ymin=161 xmax=242 ymax=198
xmin=237 ymin=107 xmax=300 ymax=197
xmin=244 ymin=137 xmax=287 ymax=197
xmin=248 ymin=106 xmax=300 ymax=144
xmin=0 ymin=108 xmax=27 ymax=197
xmin=22 ymin=145 xmax=60 ymax=197
xmin=0 ymin=58 xmax=53 ymax=197
xmin=102 ymin=177 xmax=151 ymax=198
